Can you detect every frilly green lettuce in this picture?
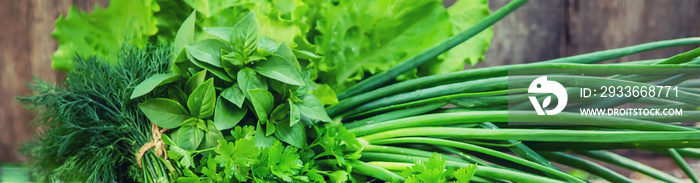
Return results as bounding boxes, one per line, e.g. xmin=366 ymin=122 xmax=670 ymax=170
xmin=51 ymin=0 xmax=159 ymax=71
xmin=312 ymin=0 xmax=492 ymax=93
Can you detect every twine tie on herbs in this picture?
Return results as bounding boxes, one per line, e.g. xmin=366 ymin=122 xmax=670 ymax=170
xmin=137 ymin=123 xmax=168 ymax=168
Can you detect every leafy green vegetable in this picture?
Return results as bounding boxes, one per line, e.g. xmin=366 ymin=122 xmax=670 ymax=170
xmin=201 ymin=120 xmax=225 ymax=149
xmin=254 ymin=55 xmax=304 ymax=86
xmin=220 ymin=84 xmax=246 ymax=107
xmin=138 ymin=98 xmax=190 ymax=128
xmin=184 ymin=70 xmax=207 ymax=94
xmin=420 ymin=0 xmax=492 ymax=75
xmin=313 ymin=0 xmax=492 ymax=93
xmin=386 ymin=154 xmax=476 ymax=183
xmin=187 ymin=78 xmax=216 ymax=118
xmin=173 ymin=11 xmax=197 ymax=57
xmin=248 ymin=89 xmax=275 ymax=124
xmin=51 ymin=0 xmax=159 ymax=71
xmin=173 ymin=124 xmax=205 ymax=151
xmin=130 ymin=73 xmax=181 ymax=99
xmin=214 ymin=96 xmax=247 ymax=130
xmin=230 ymin=11 xmax=260 ymax=56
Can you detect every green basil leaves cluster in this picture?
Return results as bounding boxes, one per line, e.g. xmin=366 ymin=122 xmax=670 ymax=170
xmin=131 ymin=11 xmax=332 ymax=153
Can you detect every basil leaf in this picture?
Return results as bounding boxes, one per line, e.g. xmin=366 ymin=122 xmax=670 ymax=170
xmin=247 ymin=89 xmax=274 ymax=124
xmin=265 ymin=121 xmax=276 ymax=136
xmin=258 ymin=36 xmax=279 ymax=53
xmin=268 ymin=78 xmax=288 ymax=95
xmin=187 ymin=78 xmax=216 ymax=119
xmin=130 ymin=73 xmax=180 ymax=99
xmin=172 ymin=125 xmax=204 ymax=151
xmin=275 ymin=42 xmax=301 ymax=72
xmin=254 ymin=55 xmax=303 ymax=86
xmin=160 ymin=135 xmax=173 ymax=147
xmin=271 ymin=102 xmax=289 ymax=121
xmin=168 ymin=145 xmax=195 ymax=168
xmin=254 ymin=122 xmax=276 ymax=148
xmin=220 ymin=84 xmax=245 ymax=108
xmin=312 ymin=84 xmax=339 ymax=105
xmin=200 ymin=120 xmax=224 ymax=149
xmin=185 ymin=39 xmax=230 ymax=68
xmin=275 ymin=117 xmax=306 ymax=148
xmin=203 ymin=27 xmax=233 ymax=42
xmin=174 ymin=11 xmax=196 ymax=57
xmin=167 ymin=86 xmax=188 ymax=106
xmin=289 ymin=99 xmax=300 ymax=126
xmin=237 ymin=67 xmax=268 ymax=97
xmin=214 ymin=96 xmax=247 ymax=130
xmin=184 ymin=70 xmax=206 ymax=94
xmin=292 ymin=49 xmax=321 ymax=60
xmin=230 ymin=11 xmax=259 ymax=56
xmin=221 ymin=49 xmax=243 ymax=79
xmin=297 ymin=94 xmax=332 ymax=122
xmin=138 ymin=98 xmax=190 ymax=129
xmin=186 ymin=51 xmax=234 ymax=82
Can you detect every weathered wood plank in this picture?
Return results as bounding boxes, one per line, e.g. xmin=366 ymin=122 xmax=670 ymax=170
xmin=477 ymin=0 xmax=566 ymax=68
xmin=0 ymin=0 xmax=108 ymax=163
xmin=564 ymin=0 xmax=700 ymax=62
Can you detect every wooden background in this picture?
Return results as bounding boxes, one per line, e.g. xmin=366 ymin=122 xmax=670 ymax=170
xmin=1 ymin=0 xmax=699 ymax=178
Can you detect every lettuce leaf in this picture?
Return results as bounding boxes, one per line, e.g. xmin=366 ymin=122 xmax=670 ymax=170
xmin=312 ymin=0 xmax=492 ymax=93
xmin=51 ymin=0 xmax=159 ymax=71
xmin=420 ymin=0 xmax=493 ymax=75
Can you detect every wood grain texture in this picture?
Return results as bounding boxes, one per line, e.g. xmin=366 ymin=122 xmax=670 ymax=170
xmin=480 ymin=0 xmax=566 ymax=67
xmin=0 ymin=0 xmax=108 ymax=162
xmin=474 ymin=0 xmax=700 ymax=68
xmin=564 ymin=0 xmax=700 ymax=62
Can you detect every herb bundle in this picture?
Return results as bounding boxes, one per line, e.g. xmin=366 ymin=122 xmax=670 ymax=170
xmin=20 ymin=0 xmax=700 ymax=182
xmin=20 ymin=46 xmax=172 ymax=182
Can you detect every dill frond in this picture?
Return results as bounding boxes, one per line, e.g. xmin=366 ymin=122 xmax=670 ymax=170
xmin=19 ymin=45 xmax=172 ymax=182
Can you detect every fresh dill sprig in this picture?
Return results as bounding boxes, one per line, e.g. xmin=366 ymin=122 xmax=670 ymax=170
xmin=19 ymin=45 xmax=173 ymax=182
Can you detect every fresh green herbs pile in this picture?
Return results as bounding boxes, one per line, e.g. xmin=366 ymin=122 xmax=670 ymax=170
xmin=21 ymin=0 xmax=700 ymax=182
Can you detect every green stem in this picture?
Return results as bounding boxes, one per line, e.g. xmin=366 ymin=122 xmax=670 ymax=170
xmin=542 ymin=38 xmax=700 ymax=64
xmin=433 ymin=145 xmax=492 ymax=166
xmin=329 ymin=60 xmax=700 ymax=118
xmin=538 ymin=152 xmax=632 ymax=183
xmin=347 ymin=89 xmax=520 ymax=120
xmin=336 ymin=0 xmax=529 ymax=100
xmin=577 ymin=150 xmax=683 ymax=183
xmin=525 ymin=141 xmax=700 ymax=151
xmin=481 ymin=122 xmax=560 ymax=172
xmin=369 ymin=137 xmax=584 ymax=183
xmin=658 ymin=47 xmax=700 ymax=64
xmin=344 ymin=102 xmax=447 ymax=128
xmin=680 ymin=79 xmax=700 ymax=87
xmin=349 ymin=111 xmax=695 ymax=136
xmin=359 ymin=152 xmax=566 ymax=183
xmin=362 ymin=145 xmax=471 ymax=164
xmin=338 ymin=74 xmax=700 ymax=118
xmin=676 ymin=148 xmax=700 ymax=159
xmin=344 ymin=160 xmax=403 ymax=182
xmin=667 ymin=148 xmax=699 ymax=183
xmin=360 ymin=127 xmax=700 ymax=143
